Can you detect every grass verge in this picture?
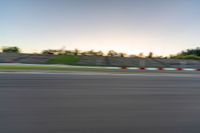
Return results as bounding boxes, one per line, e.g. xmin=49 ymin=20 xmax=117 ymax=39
xmin=0 ymin=64 xmax=115 ymax=72
xmin=46 ymin=55 xmax=80 ymax=65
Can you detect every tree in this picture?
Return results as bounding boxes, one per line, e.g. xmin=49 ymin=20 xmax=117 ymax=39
xmin=74 ymin=49 xmax=80 ymax=56
xmin=2 ymin=46 xmax=20 ymax=53
xmin=84 ymin=50 xmax=96 ymax=56
xmin=107 ymin=50 xmax=118 ymax=56
xmin=119 ymin=53 xmax=127 ymax=57
xmin=138 ymin=53 xmax=144 ymax=58
xmin=63 ymin=50 xmax=74 ymax=55
xmin=96 ymin=51 xmax=104 ymax=56
xmin=177 ymin=47 xmax=200 ymax=56
xmin=129 ymin=54 xmax=137 ymax=58
xmin=147 ymin=52 xmax=153 ymax=58
xmin=171 ymin=47 xmax=200 ymax=60
xmin=42 ymin=49 xmax=58 ymax=55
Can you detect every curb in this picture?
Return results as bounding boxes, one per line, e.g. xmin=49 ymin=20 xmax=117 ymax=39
xmin=120 ymin=67 xmax=200 ymax=71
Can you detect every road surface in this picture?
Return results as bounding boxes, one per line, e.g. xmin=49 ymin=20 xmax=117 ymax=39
xmin=1 ymin=72 xmax=200 ymax=133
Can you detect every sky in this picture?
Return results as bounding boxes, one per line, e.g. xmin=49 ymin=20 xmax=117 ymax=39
xmin=1 ymin=0 xmax=200 ymax=55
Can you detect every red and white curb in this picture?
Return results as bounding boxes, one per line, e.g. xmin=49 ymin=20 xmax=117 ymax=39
xmin=119 ymin=67 xmax=200 ymax=71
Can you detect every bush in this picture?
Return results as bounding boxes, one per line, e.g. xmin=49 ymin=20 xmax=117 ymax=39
xmin=46 ymin=55 xmax=80 ymax=64
xmin=2 ymin=46 xmax=20 ymax=53
xmin=179 ymin=47 xmax=200 ymax=56
xmin=42 ymin=50 xmax=58 ymax=55
xmin=172 ymin=55 xmax=200 ymax=60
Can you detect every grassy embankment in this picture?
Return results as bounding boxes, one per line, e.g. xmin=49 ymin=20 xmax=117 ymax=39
xmin=0 ymin=55 xmax=117 ymax=71
xmin=46 ymin=55 xmax=80 ymax=65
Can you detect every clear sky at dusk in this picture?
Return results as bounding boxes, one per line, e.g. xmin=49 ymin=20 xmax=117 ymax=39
xmin=1 ymin=0 xmax=200 ymax=55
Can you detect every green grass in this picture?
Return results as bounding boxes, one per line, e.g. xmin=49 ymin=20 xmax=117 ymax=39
xmin=0 ymin=65 xmax=113 ymax=72
xmin=0 ymin=65 xmax=60 ymax=70
xmin=0 ymin=64 xmax=146 ymax=75
xmin=46 ymin=55 xmax=80 ymax=64
xmin=0 ymin=65 xmax=68 ymax=71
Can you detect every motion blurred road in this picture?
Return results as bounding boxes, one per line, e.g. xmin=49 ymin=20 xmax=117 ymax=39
xmin=1 ymin=72 xmax=200 ymax=133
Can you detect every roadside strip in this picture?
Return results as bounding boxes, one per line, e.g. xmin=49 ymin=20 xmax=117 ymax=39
xmin=0 ymin=63 xmax=200 ymax=72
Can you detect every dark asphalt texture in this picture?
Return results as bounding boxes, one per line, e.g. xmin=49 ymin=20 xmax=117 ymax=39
xmin=1 ymin=73 xmax=200 ymax=133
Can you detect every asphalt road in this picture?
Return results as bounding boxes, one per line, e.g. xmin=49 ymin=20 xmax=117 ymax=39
xmin=1 ymin=72 xmax=200 ymax=133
